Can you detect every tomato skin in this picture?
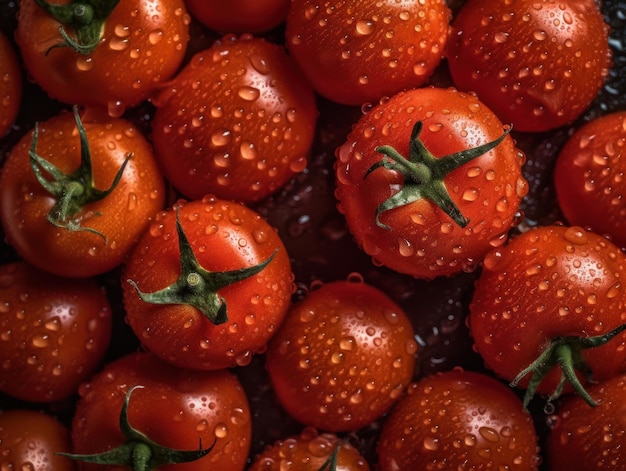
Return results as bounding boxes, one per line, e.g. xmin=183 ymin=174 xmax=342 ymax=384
xmin=122 ymin=197 xmax=294 ymax=370
xmin=554 ymin=111 xmax=626 ymax=250
xmin=0 ymin=409 xmax=75 ymax=471
xmin=70 ymin=352 xmax=251 ymax=471
xmin=15 ymin=0 xmax=190 ymax=112
xmin=376 ymin=369 xmax=540 ymax=470
xmin=151 ymin=34 xmax=318 ymax=204
xmin=265 ymin=280 xmax=418 ymax=433
xmin=0 ymin=29 xmax=22 ymax=138
xmin=0 ymin=261 xmax=112 ymax=403
xmin=469 ymin=225 xmax=626 ymax=396
xmin=184 ymin=0 xmax=289 ymax=33
xmin=335 ymin=87 xmax=528 ymax=279
xmin=446 ymin=0 xmax=612 ymax=132
xmin=285 ymin=0 xmax=451 ymax=106
xmin=0 ymin=109 xmax=166 ymax=278
xmin=546 ymin=373 xmax=626 ymax=470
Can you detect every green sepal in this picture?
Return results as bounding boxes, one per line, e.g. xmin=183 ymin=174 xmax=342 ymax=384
xmin=365 ymin=120 xmax=511 ymax=230
xmin=29 ymin=105 xmax=131 ymax=242
xmin=127 ymin=208 xmax=278 ymax=325
xmin=317 ymin=442 xmax=340 ymax=471
xmin=58 ymin=386 xmax=213 ymax=471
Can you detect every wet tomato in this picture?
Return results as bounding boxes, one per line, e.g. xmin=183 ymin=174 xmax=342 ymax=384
xmin=0 ymin=29 xmax=22 ymax=138
xmin=184 ymin=0 xmax=290 ymax=34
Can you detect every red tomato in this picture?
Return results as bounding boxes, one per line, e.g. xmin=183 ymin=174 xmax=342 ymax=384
xmin=0 ymin=29 xmax=22 ymax=138
xmin=285 ymin=0 xmax=451 ymax=106
xmin=446 ymin=0 xmax=612 ymax=132
xmin=184 ymin=0 xmax=289 ymax=33
xmin=265 ymin=279 xmax=418 ymax=432
xmin=335 ymin=86 xmax=528 ymax=279
xmin=122 ymin=197 xmax=294 ymax=370
xmin=15 ymin=0 xmax=190 ymax=113
xmin=0 ymin=108 xmax=166 ymax=277
xmin=469 ymin=225 xmax=626 ymax=408
xmin=376 ymin=369 xmax=540 ymax=470
xmin=151 ymin=34 xmax=318 ymax=204
xmin=0 ymin=409 xmax=75 ymax=471
xmin=70 ymin=352 xmax=251 ymax=471
xmin=554 ymin=111 xmax=626 ymax=250
xmin=0 ymin=260 xmax=112 ymax=403
xmin=546 ymin=373 xmax=626 ymax=470
xmin=248 ymin=427 xmax=370 ymax=470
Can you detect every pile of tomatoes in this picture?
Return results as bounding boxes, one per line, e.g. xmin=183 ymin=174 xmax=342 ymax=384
xmin=1 ymin=0 xmax=626 ymax=470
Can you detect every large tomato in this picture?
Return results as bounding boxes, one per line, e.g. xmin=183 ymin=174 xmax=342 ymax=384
xmin=184 ymin=0 xmax=289 ymax=34
xmin=0 ymin=29 xmax=22 ymax=138
xmin=335 ymin=86 xmax=528 ymax=279
xmin=0 ymin=107 xmax=166 ymax=277
xmin=446 ymin=0 xmax=612 ymax=132
xmin=15 ymin=0 xmax=190 ymax=113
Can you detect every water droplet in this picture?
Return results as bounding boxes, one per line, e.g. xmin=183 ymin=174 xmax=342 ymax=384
xmin=148 ymin=29 xmax=163 ymax=45
xmin=238 ymin=86 xmax=260 ymax=101
xmin=355 ymin=20 xmax=375 ymax=35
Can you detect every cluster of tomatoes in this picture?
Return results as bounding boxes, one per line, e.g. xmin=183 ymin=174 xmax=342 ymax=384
xmin=1 ymin=0 xmax=626 ymax=470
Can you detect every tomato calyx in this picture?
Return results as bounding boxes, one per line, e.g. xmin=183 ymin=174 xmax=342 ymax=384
xmin=127 ymin=208 xmax=278 ymax=325
xmin=34 ymin=0 xmax=121 ymax=54
xmin=511 ymin=322 xmax=626 ymax=409
xmin=365 ymin=120 xmax=511 ymax=230
xmin=59 ymin=386 xmax=213 ymax=471
xmin=29 ymin=106 xmax=131 ymax=242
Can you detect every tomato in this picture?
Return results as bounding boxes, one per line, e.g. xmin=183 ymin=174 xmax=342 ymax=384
xmin=469 ymin=225 xmax=626 ymax=408
xmin=546 ymin=372 xmax=626 ymax=470
xmin=376 ymin=368 xmax=540 ymax=470
xmin=265 ymin=279 xmax=418 ymax=433
xmin=184 ymin=0 xmax=289 ymax=34
xmin=248 ymin=426 xmax=370 ymax=470
xmin=285 ymin=0 xmax=451 ymax=106
xmin=15 ymin=0 xmax=190 ymax=114
xmin=0 ymin=107 xmax=166 ymax=278
xmin=0 ymin=29 xmax=22 ymax=138
xmin=554 ymin=111 xmax=626 ymax=250
xmin=0 ymin=409 xmax=75 ymax=471
xmin=334 ymin=86 xmax=528 ymax=279
xmin=446 ymin=0 xmax=612 ymax=132
xmin=122 ymin=196 xmax=294 ymax=370
xmin=70 ymin=351 xmax=251 ymax=471
xmin=151 ymin=34 xmax=318 ymax=204
xmin=0 ymin=260 xmax=111 ymax=403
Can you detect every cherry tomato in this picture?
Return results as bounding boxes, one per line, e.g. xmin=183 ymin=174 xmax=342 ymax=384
xmin=151 ymin=34 xmax=318 ymax=204
xmin=446 ymin=0 xmax=612 ymax=132
xmin=0 ymin=409 xmax=75 ymax=471
xmin=335 ymin=86 xmax=528 ymax=279
xmin=376 ymin=369 xmax=540 ymax=470
xmin=15 ymin=0 xmax=190 ymax=113
xmin=554 ymin=111 xmax=626 ymax=250
xmin=0 ymin=29 xmax=22 ymax=138
xmin=122 ymin=197 xmax=294 ymax=370
xmin=265 ymin=279 xmax=418 ymax=432
xmin=184 ymin=0 xmax=289 ymax=34
xmin=285 ymin=0 xmax=451 ymax=106
xmin=70 ymin=352 xmax=251 ymax=471
xmin=0 ymin=107 xmax=166 ymax=277
xmin=0 ymin=260 xmax=111 ymax=403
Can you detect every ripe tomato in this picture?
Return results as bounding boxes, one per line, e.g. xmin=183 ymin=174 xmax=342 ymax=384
xmin=0 ymin=260 xmax=112 ymax=403
xmin=376 ymin=369 xmax=540 ymax=470
xmin=335 ymin=86 xmax=528 ymax=279
xmin=151 ymin=34 xmax=318 ymax=204
xmin=285 ymin=0 xmax=451 ymax=106
xmin=0 ymin=409 xmax=75 ymax=471
xmin=0 ymin=107 xmax=166 ymax=278
xmin=0 ymin=29 xmax=22 ymax=138
xmin=248 ymin=427 xmax=370 ymax=470
xmin=15 ymin=0 xmax=190 ymax=113
xmin=70 ymin=352 xmax=251 ymax=471
xmin=554 ymin=111 xmax=626 ymax=250
xmin=265 ymin=279 xmax=418 ymax=432
xmin=546 ymin=372 xmax=626 ymax=470
xmin=446 ymin=0 xmax=612 ymax=132
xmin=122 ymin=196 xmax=294 ymax=370
xmin=469 ymin=225 xmax=626 ymax=408
xmin=184 ymin=0 xmax=289 ymax=33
